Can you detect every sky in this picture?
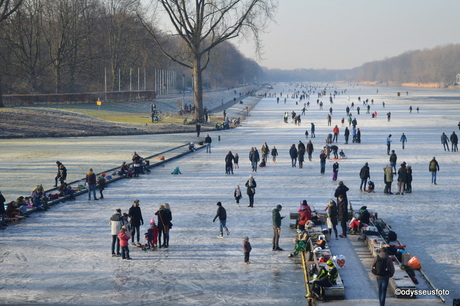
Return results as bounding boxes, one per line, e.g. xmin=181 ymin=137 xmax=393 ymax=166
xmin=234 ymin=0 xmax=460 ymax=70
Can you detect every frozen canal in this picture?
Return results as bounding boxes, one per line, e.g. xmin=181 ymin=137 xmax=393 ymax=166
xmin=1 ymin=84 xmax=459 ymax=305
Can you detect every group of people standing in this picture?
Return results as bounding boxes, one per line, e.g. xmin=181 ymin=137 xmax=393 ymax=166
xmin=109 ymin=200 xmax=172 ymax=260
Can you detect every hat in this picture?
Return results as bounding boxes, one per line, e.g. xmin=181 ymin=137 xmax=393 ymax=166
xmin=244 ymin=236 xmax=249 ymax=241
xmin=150 ymin=217 xmax=155 ymax=224
xmin=326 ymin=259 xmax=335 ymax=266
xmin=89 ymin=168 xmax=93 ymax=171
xmin=402 ymin=161 xmax=406 ymax=165
xmin=228 ymin=151 xmax=232 ymax=154
xmin=276 ymin=204 xmax=282 ymax=209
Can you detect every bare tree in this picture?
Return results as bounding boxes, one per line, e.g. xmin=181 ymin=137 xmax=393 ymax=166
xmin=140 ymin=0 xmax=277 ymax=122
xmin=0 ymin=0 xmax=23 ymax=106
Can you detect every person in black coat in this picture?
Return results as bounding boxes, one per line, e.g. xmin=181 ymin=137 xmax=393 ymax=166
xmin=155 ymin=204 xmax=172 ymax=248
xmin=129 ymin=199 xmax=144 ymax=245
xmin=225 ymin=151 xmax=235 ymax=174
xmin=249 ymin=147 xmax=260 ymax=172
xmin=213 ymin=202 xmax=230 ymax=238
xmin=289 ymin=144 xmax=298 ymax=167
xmin=334 ymin=180 xmax=349 ymax=205
xmin=337 ymin=195 xmax=348 ymax=238
xmin=359 ymin=163 xmax=370 ymax=192
xmin=245 ymin=175 xmax=257 ymax=207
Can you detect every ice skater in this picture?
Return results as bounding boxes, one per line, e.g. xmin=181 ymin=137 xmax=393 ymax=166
xmin=118 ymin=228 xmax=132 ymax=260
xmin=243 ymin=236 xmax=252 ymax=264
xmin=213 ymin=202 xmax=230 ymax=238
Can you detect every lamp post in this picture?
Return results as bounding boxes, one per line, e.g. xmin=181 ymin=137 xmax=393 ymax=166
xmin=182 ymin=74 xmax=185 ymax=110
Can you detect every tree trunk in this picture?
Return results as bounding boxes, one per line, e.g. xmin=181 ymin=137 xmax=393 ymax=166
xmin=0 ymin=73 xmax=4 ymax=107
xmin=193 ymin=56 xmax=204 ymax=122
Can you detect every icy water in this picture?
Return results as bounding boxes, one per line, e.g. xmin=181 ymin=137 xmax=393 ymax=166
xmin=0 ymin=83 xmax=459 ymax=305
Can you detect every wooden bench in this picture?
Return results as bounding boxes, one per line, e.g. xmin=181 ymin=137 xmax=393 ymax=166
xmin=365 ymin=233 xmax=416 ymax=298
xmin=307 ymin=226 xmax=345 ymax=299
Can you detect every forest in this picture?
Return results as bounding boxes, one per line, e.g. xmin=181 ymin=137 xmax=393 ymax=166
xmin=0 ymin=0 xmax=263 ymax=97
xmin=264 ymin=44 xmax=460 ymax=86
xmin=1 ymin=0 xmax=459 ymax=101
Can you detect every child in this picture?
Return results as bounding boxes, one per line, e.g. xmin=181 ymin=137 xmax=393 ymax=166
xmin=243 ymin=236 xmax=252 ymax=264
xmin=234 ymin=185 xmax=242 ymax=204
xmin=118 ymin=228 xmax=132 ymax=260
xmin=97 ymin=174 xmax=106 ymax=199
xmin=145 ymin=218 xmax=159 ymax=250
xmin=339 ymin=150 xmax=346 ymax=159
xmin=171 ymin=166 xmax=182 ymax=175
xmin=289 ymin=237 xmax=309 ymax=257
xmin=332 ymin=162 xmax=339 ymax=181
xmin=234 ymin=153 xmax=239 ymax=169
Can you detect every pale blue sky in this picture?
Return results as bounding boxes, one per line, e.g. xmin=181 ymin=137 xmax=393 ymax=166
xmin=234 ymin=0 xmax=460 ymax=70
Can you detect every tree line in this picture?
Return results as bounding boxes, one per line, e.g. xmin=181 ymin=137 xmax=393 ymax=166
xmin=264 ymin=44 xmax=460 ymax=85
xmin=0 ymin=0 xmax=263 ymax=102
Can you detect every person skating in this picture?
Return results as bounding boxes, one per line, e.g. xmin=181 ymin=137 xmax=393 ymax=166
xmin=205 ymin=134 xmax=212 ymax=153
xmin=225 ymin=151 xmax=235 ymax=174
xmin=450 ymin=131 xmax=458 ymax=152
xmin=298 ymin=141 xmax=305 ymax=168
xmin=249 ymin=147 xmax=260 ymax=172
xmin=245 ymin=175 xmax=257 ymax=207
xmin=386 ymin=134 xmax=392 ymax=155
xmin=384 ymin=165 xmax=394 ymax=194
xmin=359 ymin=162 xmax=370 ymax=192
xmin=344 ymin=127 xmax=350 ymax=144
xmin=332 ymin=161 xmax=339 ymax=181
xmin=429 ymin=157 xmax=440 ymax=185
xmin=85 ymin=168 xmax=98 ymax=200
xmin=129 ymin=199 xmax=144 ymax=246
xmin=271 ymin=146 xmax=278 ymax=162
xmin=400 ymin=133 xmax=407 ymax=149
xmin=319 ymin=150 xmax=327 ymax=174
xmin=213 ymin=202 xmax=230 ymax=238
xmin=389 ymin=150 xmax=397 ymax=174
xmin=371 ymin=247 xmax=395 ymax=306
xmin=306 ymin=140 xmax=314 ymax=162
xmin=325 ymin=199 xmax=338 ymax=240
xmin=441 ymin=132 xmax=450 ymax=151
xmin=234 ymin=185 xmax=242 ymax=204
xmin=109 ymin=208 xmax=122 ymax=257
xmin=337 ymin=195 xmax=348 ymax=238
xmin=272 ymin=204 xmax=285 ymax=251
xmin=243 ymin=236 xmax=252 ymax=264
xmin=289 ymin=144 xmax=298 ymax=167
xmin=97 ymin=174 xmax=106 ymax=199
xmin=396 ymin=162 xmax=407 ymax=195
xmin=118 ymin=228 xmax=132 ymax=260
xmin=310 ymin=123 xmax=316 ymax=138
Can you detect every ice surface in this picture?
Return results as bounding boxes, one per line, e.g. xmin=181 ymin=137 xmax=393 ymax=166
xmin=0 ymin=84 xmax=459 ymax=305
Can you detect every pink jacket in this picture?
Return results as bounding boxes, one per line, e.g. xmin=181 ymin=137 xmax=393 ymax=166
xmin=118 ymin=232 xmax=131 ymax=247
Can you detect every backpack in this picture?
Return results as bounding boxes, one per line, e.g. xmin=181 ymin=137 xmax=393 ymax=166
xmin=388 ymin=230 xmax=397 ymax=242
xmin=429 ymin=160 xmax=437 ymax=171
xmin=372 ymin=255 xmax=390 ymax=276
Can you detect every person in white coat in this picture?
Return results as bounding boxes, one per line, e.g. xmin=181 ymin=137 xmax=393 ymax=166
xmin=110 ymin=208 xmax=122 ymax=257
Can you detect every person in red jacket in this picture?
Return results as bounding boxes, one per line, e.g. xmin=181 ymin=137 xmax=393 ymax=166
xmin=332 ymin=125 xmax=340 ymax=143
xmin=297 ymin=200 xmax=312 ymax=231
xmin=118 ymin=228 xmax=132 ymax=260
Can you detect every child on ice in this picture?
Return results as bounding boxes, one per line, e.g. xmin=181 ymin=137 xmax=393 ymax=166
xmin=234 ymin=185 xmax=242 ymax=204
xmin=171 ymin=166 xmax=182 ymax=175
xmin=118 ymin=227 xmax=132 ymax=260
xmin=145 ymin=218 xmax=159 ymax=250
xmin=243 ymin=236 xmax=252 ymax=264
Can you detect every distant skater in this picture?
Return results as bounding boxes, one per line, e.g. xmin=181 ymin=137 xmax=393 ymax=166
xmin=213 ymin=202 xmax=230 ymax=238
xmin=234 ymin=185 xmax=242 ymax=204
xmin=400 ymin=133 xmax=407 ymax=149
xmin=243 ymin=236 xmax=252 ymax=264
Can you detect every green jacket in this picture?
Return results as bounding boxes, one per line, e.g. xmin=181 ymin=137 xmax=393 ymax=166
xmin=272 ymin=208 xmax=282 ymax=227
